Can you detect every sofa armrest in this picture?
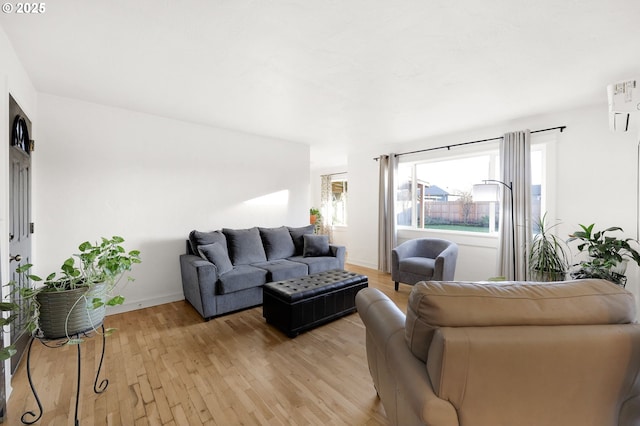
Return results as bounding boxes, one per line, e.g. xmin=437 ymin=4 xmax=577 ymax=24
xmin=392 ymin=239 xmax=416 ymax=260
xmin=356 ymin=288 xmax=458 ymax=426
xmin=390 ymin=326 xmax=459 ymax=426
xmin=179 ymin=254 xmax=219 ymax=319
xmin=329 ymin=244 xmax=346 ymax=269
xmin=434 ymin=243 xmax=458 ymax=281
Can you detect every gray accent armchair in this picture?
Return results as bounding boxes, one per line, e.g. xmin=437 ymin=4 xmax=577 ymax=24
xmin=391 ymin=238 xmax=458 ymax=291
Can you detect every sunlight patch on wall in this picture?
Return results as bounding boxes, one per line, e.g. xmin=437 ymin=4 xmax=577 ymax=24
xmin=244 ymin=189 xmax=289 ymax=206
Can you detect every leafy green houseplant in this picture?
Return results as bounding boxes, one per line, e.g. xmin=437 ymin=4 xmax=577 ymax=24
xmin=567 ymin=224 xmax=640 ymax=287
xmin=0 ymin=236 xmax=141 ymax=360
xmin=310 ymin=207 xmax=323 ymax=234
xmin=529 ymin=214 xmax=569 ymax=282
xmin=309 ymin=207 xmax=322 ymax=225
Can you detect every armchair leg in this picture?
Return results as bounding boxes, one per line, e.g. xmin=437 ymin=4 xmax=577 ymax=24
xmin=394 ymin=281 xmax=399 ymax=291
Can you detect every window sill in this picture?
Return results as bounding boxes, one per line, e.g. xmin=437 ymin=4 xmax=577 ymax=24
xmin=397 ymin=226 xmax=497 ymax=238
xmin=397 ymin=226 xmax=499 ymax=249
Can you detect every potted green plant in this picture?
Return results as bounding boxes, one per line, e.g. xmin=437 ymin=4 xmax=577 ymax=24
xmin=528 ymin=213 xmax=569 ymax=281
xmin=309 ymin=207 xmax=322 ymax=225
xmin=567 ymin=223 xmax=640 ymax=287
xmin=0 ymin=236 xmax=141 ymax=360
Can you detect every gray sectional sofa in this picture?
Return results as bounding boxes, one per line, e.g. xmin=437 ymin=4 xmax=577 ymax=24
xmin=180 ymin=225 xmax=346 ymax=320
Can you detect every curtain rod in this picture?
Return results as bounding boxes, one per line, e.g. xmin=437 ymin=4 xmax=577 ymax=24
xmin=373 ymin=126 xmax=566 ymax=160
xmin=321 ymin=171 xmax=347 ymax=176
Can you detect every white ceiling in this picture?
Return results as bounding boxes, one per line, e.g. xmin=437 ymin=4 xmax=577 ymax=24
xmin=2 ymin=0 xmax=640 ymax=168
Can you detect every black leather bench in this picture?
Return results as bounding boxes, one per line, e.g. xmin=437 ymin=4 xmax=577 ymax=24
xmin=262 ymin=269 xmax=368 ymax=337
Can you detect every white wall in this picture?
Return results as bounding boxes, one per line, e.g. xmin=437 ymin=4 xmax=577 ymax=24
xmin=35 ymin=94 xmax=310 ymax=313
xmin=346 ymin=103 xmax=640 ymax=310
xmin=346 ymin=146 xmax=386 ymax=269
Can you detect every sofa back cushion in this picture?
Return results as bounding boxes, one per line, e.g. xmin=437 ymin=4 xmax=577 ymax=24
xmin=198 ymin=243 xmax=233 ymax=275
xmin=287 ymin=225 xmax=315 ymax=255
xmin=405 ymin=279 xmax=637 ymax=362
xmin=303 ymin=234 xmax=330 ymax=257
xmin=426 ymin=323 xmax=640 ymax=425
xmin=189 ymin=230 xmax=228 ymax=256
xmin=223 ymin=227 xmax=267 ymax=265
xmin=259 ymin=226 xmax=296 ymax=260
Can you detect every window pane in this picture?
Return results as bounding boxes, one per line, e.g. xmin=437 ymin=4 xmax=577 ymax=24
xmin=331 ymin=179 xmax=347 ymax=225
xmin=531 ymin=148 xmax=543 ymax=233
xmin=411 ymin=154 xmax=498 ymax=233
xmin=396 ymin=163 xmax=413 ymax=226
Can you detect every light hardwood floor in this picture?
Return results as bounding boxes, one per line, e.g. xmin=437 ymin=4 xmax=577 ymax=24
xmin=5 ymin=264 xmax=410 ymax=425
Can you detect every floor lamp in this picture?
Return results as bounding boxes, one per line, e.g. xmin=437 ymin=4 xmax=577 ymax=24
xmin=472 ymin=180 xmax=516 ymax=279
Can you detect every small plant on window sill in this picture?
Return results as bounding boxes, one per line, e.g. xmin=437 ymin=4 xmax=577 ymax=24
xmin=0 ymin=236 xmax=141 ymax=360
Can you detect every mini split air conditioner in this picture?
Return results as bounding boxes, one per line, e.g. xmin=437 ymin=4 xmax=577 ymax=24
xmin=607 ymin=79 xmax=640 ymax=132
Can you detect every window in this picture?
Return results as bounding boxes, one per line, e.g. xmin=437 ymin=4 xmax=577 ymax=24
xmin=331 ymin=177 xmax=348 ymax=226
xmin=530 ymin=147 xmax=542 ymax=232
xmin=396 ymin=141 xmax=547 ymax=234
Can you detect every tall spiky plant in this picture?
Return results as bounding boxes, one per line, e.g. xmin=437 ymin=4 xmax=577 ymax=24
xmin=529 ymin=213 xmax=569 ymax=281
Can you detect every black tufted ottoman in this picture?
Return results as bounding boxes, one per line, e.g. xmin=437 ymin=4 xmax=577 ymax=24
xmin=262 ymin=270 xmax=368 ymax=337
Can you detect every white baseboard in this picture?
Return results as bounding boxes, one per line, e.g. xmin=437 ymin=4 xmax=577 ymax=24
xmin=346 ymin=259 xmax=378 ymax=270
xmin=105 ymin=292 xmax=185 ymax=316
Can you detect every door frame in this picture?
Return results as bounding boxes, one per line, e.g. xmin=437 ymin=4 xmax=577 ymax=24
xmin=8 ymin=94 xmax=33 ymax=374
xmin=0 ymin=77 xmax=36 ymax=419
xmin=0 ymin=74 xmax=9 ymax=423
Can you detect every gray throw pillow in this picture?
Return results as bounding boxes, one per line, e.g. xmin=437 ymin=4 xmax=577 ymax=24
xmin=259 ymin=227 xmax=295 ymax=260
xmin=198 ymin=243 xmax=233 ymax=275
xmin=303 ymin=234 xmax=330 ymax=257
xmin=222 ymin=227 xmax=267 ymax=265
xmin=288 ymin=225 xmax=315 ymax=255
xmin=189 ymin=230 xmax=227 ymax=255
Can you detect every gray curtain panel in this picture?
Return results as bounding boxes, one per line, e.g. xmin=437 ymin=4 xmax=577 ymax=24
xmin=499 ymin=130 xmax=532 ymax=280
xmin=378 ymin=154 xmax=398 ymax=272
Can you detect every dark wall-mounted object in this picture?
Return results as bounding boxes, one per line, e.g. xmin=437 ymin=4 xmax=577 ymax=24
xmin=11 ymin=115 xmax=31 ymax=153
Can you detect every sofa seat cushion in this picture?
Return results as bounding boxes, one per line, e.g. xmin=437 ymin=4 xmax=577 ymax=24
xmin=259 ymin=227 xmax=296 ymax=260
xmin=223 ymin=227 xmax=267 ymax=265
xmin=216 ymin=265 xmax=267 ymax=295
xmin=399 ymin=257 xmax=436 ymax=277
xmin=405 ymin=279 xmax=637 ymax=362
xmin=288 ymin=256 xmax=341 ymax=274
xmin=252 ymin=259 xmax=308 ymax=282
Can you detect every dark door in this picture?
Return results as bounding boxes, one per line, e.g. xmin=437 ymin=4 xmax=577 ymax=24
xmin=8 ymin=95 xmax=33 ymax=377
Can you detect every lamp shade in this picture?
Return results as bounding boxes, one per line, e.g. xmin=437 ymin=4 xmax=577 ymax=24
xmin=472 ymin=183 xmax=500 ymax=202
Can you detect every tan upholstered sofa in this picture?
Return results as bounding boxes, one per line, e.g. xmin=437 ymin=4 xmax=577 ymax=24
xmin=356 ymin=279 xmax=640 ymax=426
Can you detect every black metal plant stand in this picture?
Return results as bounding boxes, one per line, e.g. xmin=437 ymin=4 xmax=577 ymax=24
xmin=20 ymin=324 xmax=109 ymax=426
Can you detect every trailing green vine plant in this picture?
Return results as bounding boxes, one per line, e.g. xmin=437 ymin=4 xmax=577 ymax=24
xmin=0 ymin=236 xmax=141 ymax=360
